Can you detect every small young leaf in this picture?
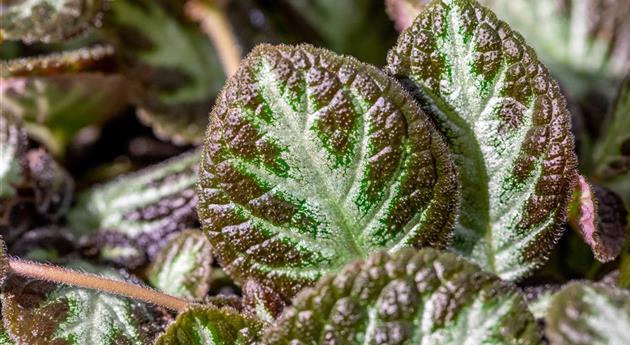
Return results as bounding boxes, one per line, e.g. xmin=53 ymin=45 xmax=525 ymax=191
xmin=480 ymin=0 xmax=630 ymax=97
xmin=386 ymin=0 xmax=577 ymax=279
xmin=242 ymin=280 xmax=286 ymax=323
xmin=1 ymin=261 xmax=162 ymax=345
xmin=593 ymin=76 xmax=630 ymax=185
xmin=0 ymin=0 xmax=109 ymax=43
xmin=0 ymin=73 xmax=128 ymax=155
xmin=264 ymin=248 xmax=542 ymax=344
xmin=198 ymin=43 xmax=459 ymax=298
xmin=103 ymin=0 xmax=225 ymax=145
xmin=155 ymin=305 xmax=263 ymax=345
xmin=545 ymin=282 xmax=630 ymax=345
xmin=147 ymin=229 xmax=213 ymax=301
xmin=68 ymin=149 xmax=200 ymax=268
xmin=385 ymin=0 xmax=431 ymax=31
xmin=567 ymin=175 xmax=628 ymax=262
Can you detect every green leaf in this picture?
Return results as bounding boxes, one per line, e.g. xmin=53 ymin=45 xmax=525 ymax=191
xmin=155 ymin=305 xmax=263 ymax=345
xmin=67 ymin=149 xmax=200 ymax=268
xmin=0 ymin=0 xmax=108 ymax=43
xmin=480 ymin=0 xmax=630 ymax=97
xmin=545 ymin=282 xmax=630 ymax=345
xmin=1 ymin=261 xmax=161 ymax=345
xmin=264 ymin=248 xmax=542 ymax=344
xmin=386 ymin=0 xmax=577 ymax=279
xmin=283 ymin=0 xmax=396 ymax=64
xmin=103 ymin=0 xmax=225 ymax=145
xmin=242 ymin=280 xmax=286 ymax=323
xmin=147 ymin=229 xmax=213 ymax=301
xmin=0 ymin=73 xmax=128 ymax=155
xmin=198 ymin=43 xmax=459 ymax=298
xmin=593 ymin=76 xmax=630 ymax=195
xmin=567 ymin=175 xmax=628 ymax=262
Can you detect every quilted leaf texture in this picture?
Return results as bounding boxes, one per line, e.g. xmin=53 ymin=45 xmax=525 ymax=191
xmin=198 ymin=44 xmax=459 ymax=298
xmin=264 ymin=248 xmax=542 ymax=344
xmin=386 ymin=0 xmax=577 ymax=279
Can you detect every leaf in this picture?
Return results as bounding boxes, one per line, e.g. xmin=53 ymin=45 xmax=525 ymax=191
xmin=155 ymin=305 xmax=263 ymax=345
xmin=545 ymin=282 xmax=630 ymax=345
xmin=147 ymin=229 xmax=213 ymax=301
xmin=593 ymin=76 xmax=630 ymax=189
xmin=283 ymin=0 xmax=396 ymax=64
xmin=0 ymin=235 xmax=8 ymax=287
xmin=198 ymin=43 xmax=459 ymax=298
xmin=385 ymin=0 xmax=431 ymax=31
xmin=0 ymin=0 xmax=108 ymax=43
xmin=67 ymin=149 xmax=200 ymax=268
xmin=0 ymin=261 xmax=162 ymax=345
xmin=1 ymin=115 xmax=74 ymax=241
xmin=567 ymin=175 xmax=628 ymax=262
xmin=0 ymin=113 xmax=27 ymax=199
xmin=9 ymin=226 xmax=76 ymax=261
xmin=242 ymin=280 xmax=286 ymax=323
xmin=386 ymin=0 xmax=577 ymax=279
xmin=479 ymin=0 xmax=630 ymax=97
xmin=103 ymin=0 xmax=225 ymax=145
xmin=264 ymin=248 xmax=542 ymax=344
xmin=0 ymin=73 xmax=128 ymax=155
xmin=0 ymin=45 xmax=116 ymax=78
xmin=523 ymin=285 xmax=559 ymax=320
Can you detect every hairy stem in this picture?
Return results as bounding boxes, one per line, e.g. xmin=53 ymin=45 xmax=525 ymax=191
xmin=9 ymin=259 xmax=189 ymax=312
xmin=186 ymin=0 xmax=241 ymax=77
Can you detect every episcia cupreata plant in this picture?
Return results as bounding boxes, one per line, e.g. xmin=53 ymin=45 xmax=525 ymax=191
xmin=1 ymin=0 xmax=629 ymax=344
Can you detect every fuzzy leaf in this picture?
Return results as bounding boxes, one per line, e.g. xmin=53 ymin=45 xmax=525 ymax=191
xmin=593 ymin=76 xmax=630 ymax=188
xmin=0 ymin=73 xmax=128 ymax=155
xmin=0 ymin=0 xmax=108 ymax=43
xmin=242 ymin=280 xmax=286 ymax=323
xmin=387 ymin=0 xmax=630 ymax=97
xmin=0 ymin=261 xmax=161 ymax=345
xmin=479 ymin=0 xmax=630 ymax=97
xmin=567 ymin=175 xmax=628 ymax=262
xmin=386 ymin=0 xmax=577 ymax=279
xmin=0 ymin=235 xmax=8 ymax=287
xmin=147 ymin=229 xmax=213 ymax=301
xmin=264 ymin=248 xmax=542 ymax=344
xmin=1 ymin=115 xmax=74 ymax=241
xmin=103 ymin=0 xmax=225 ymax=145
xmin=198 ymin=43 xmax=459 ymax=298
xmin=155 ymin=305 xmax=263 ymax=345
xmin=67 ymin=149 xmax=200 ymax=268
xmin=545 ymin=282 xmax=630 ymax=345
xmin=386 ymin=0 xmax=431 ymax=31
xmin=0 ymin=45 xmax=116 ymax=77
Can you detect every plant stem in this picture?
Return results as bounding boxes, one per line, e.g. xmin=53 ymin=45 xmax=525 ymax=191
xmin=9 ymin=259 xmax=189 ymax=312
xmin=186 ymin=0 xmax=241 ymax=77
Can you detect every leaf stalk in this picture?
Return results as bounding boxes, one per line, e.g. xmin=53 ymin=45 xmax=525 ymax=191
xmin=8 ymin=258 xmax=189 ymax=312
xmin=186 ymin=0 xmax=241 ymax=77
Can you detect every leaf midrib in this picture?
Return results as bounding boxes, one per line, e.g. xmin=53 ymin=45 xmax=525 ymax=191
xmin=255 ymin=60 xmax=367 ymax=260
